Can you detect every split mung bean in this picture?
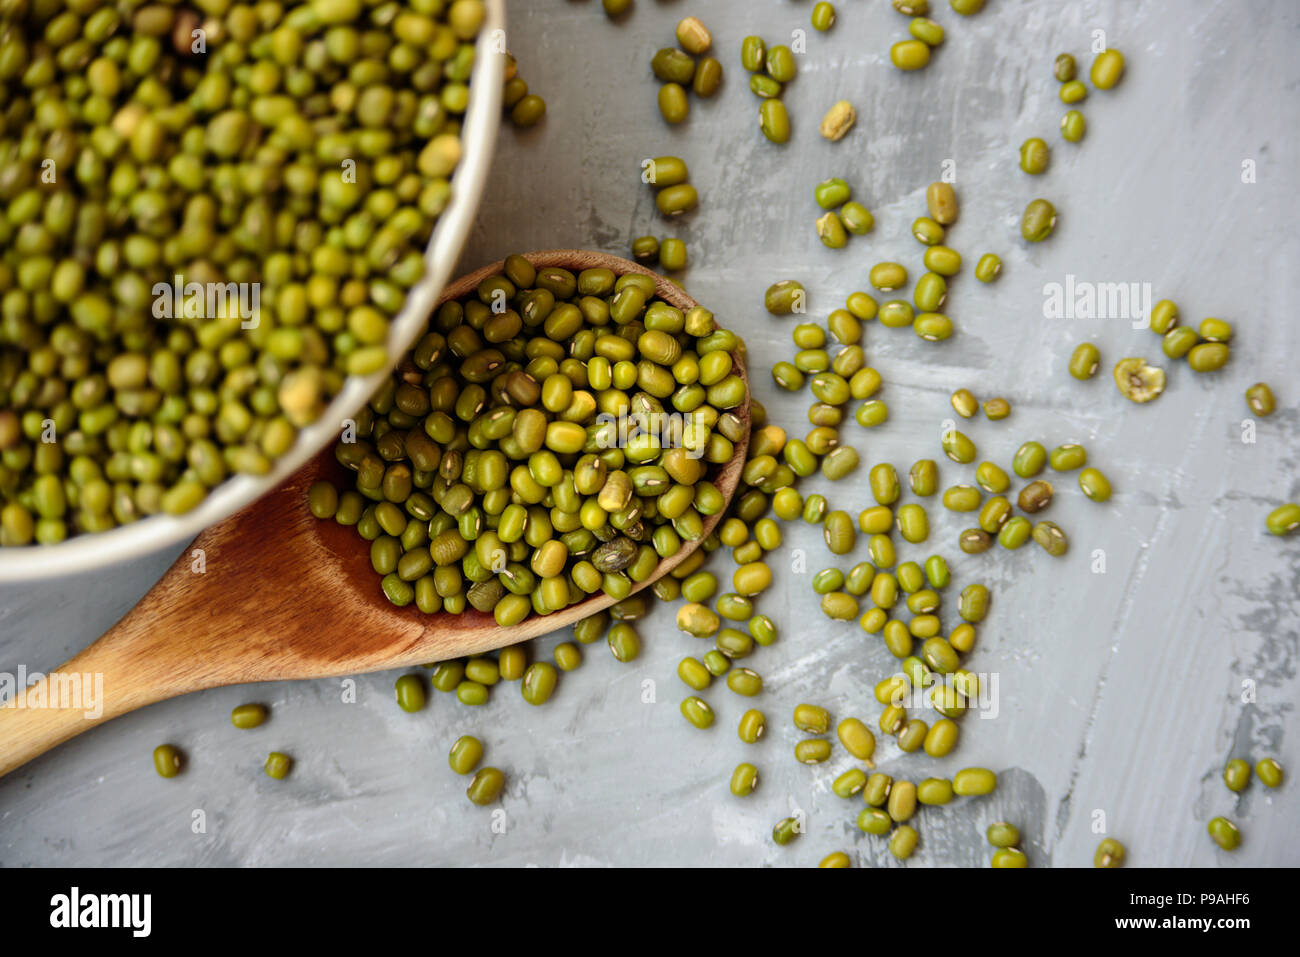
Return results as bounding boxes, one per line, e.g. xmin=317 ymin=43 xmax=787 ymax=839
xmin=1114 ymin=358 xmax=1166 ymax=403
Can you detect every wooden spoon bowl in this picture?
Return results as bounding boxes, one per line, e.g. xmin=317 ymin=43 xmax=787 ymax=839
xmin=0 ymin=250 xmax=748 ymax=777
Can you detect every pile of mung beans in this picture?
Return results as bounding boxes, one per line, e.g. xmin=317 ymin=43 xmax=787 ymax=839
xmin=1207 ymin=755 xmax=1286 ymax=851
xmin=739 ymin=33 xmax=793 ymax=144
xmin=307 ymin=255 xmax=747 ymax=630
xmin=887 ymin=0 xmax=948 ymax=73
xmin=0 ymin=0 xmax=486 ymax=545
xmin=352 ymin=6 xmax=1293 ymax=858
xmin=650 ymin=16 xmax=721 ymax=126
xmin=143 ymin=3 xmax=1295 ymax=858
xmin=811 ymin=178 xmax=873 ymax=250
xmin=501 ymin=51 xmax=545 ymax=129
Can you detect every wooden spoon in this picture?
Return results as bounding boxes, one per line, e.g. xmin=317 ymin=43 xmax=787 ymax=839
xmin=0 ymin=250 xmax=749 ymax=777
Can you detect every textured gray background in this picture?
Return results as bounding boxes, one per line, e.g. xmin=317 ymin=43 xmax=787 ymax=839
xmin=2 ymin=0 xmax=1298 ymax=867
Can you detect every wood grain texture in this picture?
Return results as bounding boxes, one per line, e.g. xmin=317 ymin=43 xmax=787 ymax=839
xmin=0 ymin=250 xmax=748 ymax=777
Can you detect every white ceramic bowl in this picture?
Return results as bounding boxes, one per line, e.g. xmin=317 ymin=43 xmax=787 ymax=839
xmin=0 ymin=0 xmax=506 ymax=583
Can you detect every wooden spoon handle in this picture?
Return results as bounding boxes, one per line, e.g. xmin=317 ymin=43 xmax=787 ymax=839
xmin=0 ymin=638 xmax=165 ymax=777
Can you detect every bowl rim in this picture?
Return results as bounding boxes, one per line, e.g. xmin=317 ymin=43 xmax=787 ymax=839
xmin=0 ymin=0 xmax=507 ymax=583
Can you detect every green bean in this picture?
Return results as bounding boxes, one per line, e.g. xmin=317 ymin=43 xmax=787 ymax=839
xmin=1188 ymin=343 xmax=1230 ymax=373
xmin=1224 ymin=759 xmax=1251 ymax=793
xmin=676 ymin=16 xmax=713 ymax=55
xmin=1060 ymin=110 xmax=1086 ymax=142
xmin=1163 ymin=328 xmax=1199 ymax=360
xmin=988 ymin=823 xmax=1021 ymax=848
xmin=760 ymin=99 xmax=791 ymax=143
xmin=833 ymin=768 xmax=868 ymax=798
xmin=772 ymin=817 xmax=802 ymax=846
xmin=1019 ymin=138 xmax=1050 ymax=175
xmin=1094 ymin=838 xmax=1125 ymax=868
xmin=153 ymin=744 xmax=183 ymax=779
xmin=924 ymin=555 xmax=950 ymax=589
xmin=522 ymin=662 xmax=558 ymax=706
xmin=1245 ymin=383 xmax=1276 ymax=417
xmin=726 ymin=667 xmax=763 ymax=696
xmin=992 ymin=848 xmax=1028 ymax=868
xmin=264 ymin=752 xmax=293 ymax=781
xmin=766 ymin=45 xmax=797 ymax=83
xmin=974 ymin=254 xmax=1002 ymax=283
xmin=952 ymin=767 xmax=997 ymax=796
xmin=1255 ymin=758 xmax=1283 ymax=788
xmin=909 ymin=17 xmax=945 ymax=46
xmin=738 ymin=709 xmax=767 ymax=743
xmin=840 ymin=202 xmax=874 ymax=235
xmin=941 ymin=430 xmax=976 ymax=464
xmin=890 ymin=40 xmax=931 ymax=71
xmin=466 ymin=767 xmax=505 ymax=805
xmin=1021 ymin=199 xmax=1057 ymax=242
xmin=1207 ymin=816 xmax=1241 ymax=851
xmin=912 ymin=217 xmax=946 ymax=246
xmin=741 ymin=36 xmax=767 ymax=72
xmin=1090 ymin=49 xmax=1125 ymax=89
xmin=910 ymin=460 xmax=939 ymax=496
xmin=1069 ymin=343 xmax=1101 ymax=380
xmin=394 ymin=674 xmax=427 ymax=713
xmin=681 ymin=696 xmax=715 ymax=729
xmin=231 ymin=703 xmax=268 ymax=730
xmin=864 ymin=773 xmax=892 ymax=807
xmin=815 ymin=178 xmax=852 ymax=209
xmin=917 ymin=777 xmax=954 ymax=805
xmin=837 ymin=718 xmax=877 ymax=761
xmin=1012 ymin=441 xmax=1047 ymax=478
xmin=1059 ymin=79 xmax=1087 ymax=104
xmin=887 ymin=780 xmax=917 ymax=822
xmin=858 ymin=808 xmax=893 ymax=835
xmin=1079 ymin=468 xmax=1113 ymax=502
xmin=730 ymin=762 xmax=760 ymax=796
xmin=795 ymin=739 xmax=832 ymax=764
xmin=703 ymin=650 xmax=731 ymax=677
xmin=449 ymin=736 xmax=484 ymax=775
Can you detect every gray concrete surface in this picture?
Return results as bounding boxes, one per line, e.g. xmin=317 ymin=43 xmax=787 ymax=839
xmin=2 ymin=0 xmax=1298 ymax=867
